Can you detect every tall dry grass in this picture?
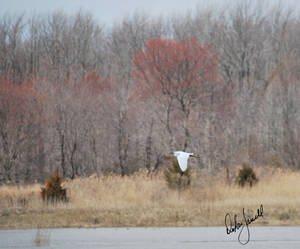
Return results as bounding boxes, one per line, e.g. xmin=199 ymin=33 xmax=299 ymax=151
xmin=0 ymin=167 xmax=300 ymax=229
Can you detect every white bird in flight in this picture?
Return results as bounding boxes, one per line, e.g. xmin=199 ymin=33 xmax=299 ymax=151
xmin=173 ymin=151 xmax=200 ymax=172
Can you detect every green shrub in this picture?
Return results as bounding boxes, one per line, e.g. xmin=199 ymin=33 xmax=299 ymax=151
xmin=41 ymin=172 xmax=68 ymax=204
xmin=236 ymin=164 xmax=258 ymax=187
xmin=164 ymin=159 xmax=191 ymax=191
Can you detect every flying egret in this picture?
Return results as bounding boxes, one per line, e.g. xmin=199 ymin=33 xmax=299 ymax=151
xmin=173 ymin=151 xmax=200 ymax=172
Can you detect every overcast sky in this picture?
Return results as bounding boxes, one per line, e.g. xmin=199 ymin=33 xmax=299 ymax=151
xmin=1 ymin=0 xmax=300 ymax=25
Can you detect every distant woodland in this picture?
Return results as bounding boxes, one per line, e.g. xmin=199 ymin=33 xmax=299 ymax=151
xmin=1 ymin=1 xmax=300 ymax=183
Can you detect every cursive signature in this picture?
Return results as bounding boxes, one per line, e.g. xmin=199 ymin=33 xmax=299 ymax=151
xmin=225 ymin=204 xmax=263 ymax=245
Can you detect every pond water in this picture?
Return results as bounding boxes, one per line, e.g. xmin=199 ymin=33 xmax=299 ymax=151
xmin=0 ymin=226 xmax=300 ymax=249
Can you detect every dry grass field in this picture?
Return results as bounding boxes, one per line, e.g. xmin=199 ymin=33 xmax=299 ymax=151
xmin=0 ymin=166 xmax=300 ymax=229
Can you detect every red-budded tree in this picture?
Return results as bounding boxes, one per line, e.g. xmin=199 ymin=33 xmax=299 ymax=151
xmin=0 ymin=78 xmax=42 ymax=182
xmin=132 ymin=38 xmax=220 ymax=151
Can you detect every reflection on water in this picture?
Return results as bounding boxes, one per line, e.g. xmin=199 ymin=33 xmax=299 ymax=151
xmin=34 ymin=228 xmax=51 ymax=247
xmin=0 ymin=227 xmax=300 ymax=249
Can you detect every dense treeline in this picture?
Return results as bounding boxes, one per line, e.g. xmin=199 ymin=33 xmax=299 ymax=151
xmin=1 ymin=1 xmax=300 ymax=183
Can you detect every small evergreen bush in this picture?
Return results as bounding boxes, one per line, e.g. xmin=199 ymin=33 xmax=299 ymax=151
xmin=164 ymin=158 xmax=191 ymax=191
xmin=236 ymin=164 xmax=258 ymax=187
xmin=41 ymin=172 xmax=68 ymax=204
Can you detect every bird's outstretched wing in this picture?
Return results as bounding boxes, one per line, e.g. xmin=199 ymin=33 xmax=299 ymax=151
xmin=177 ymin=153 xmax=190 ymax=172
xmin=173 ymin=151 xmax=200 ymax=172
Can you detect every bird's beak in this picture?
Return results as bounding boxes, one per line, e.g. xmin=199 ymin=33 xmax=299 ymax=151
xmin=191 ymin=155 xmax=200 ymax=159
